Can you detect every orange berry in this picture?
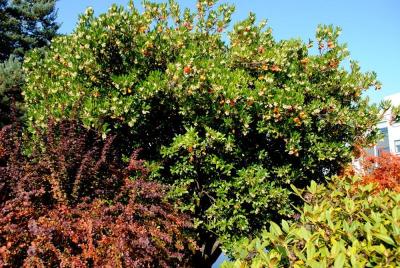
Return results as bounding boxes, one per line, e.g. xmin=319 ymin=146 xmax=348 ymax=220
xmin=270 ymin=65 xmax=281 ymax=72
xmin=300 ymin=58 xmax=309 ymax=65
xmin=143 ymin=49 xmax=150 ymax=57
xmin=139 ymin=26 xmax=147 ymax=33
xmin=247 ymin=100 xmax=254 ymax=106
xmin=294 ymin=117 xmax=301 ymax=126
xmin=183 ymin=22 xmax=193 ymax=31
xmin=183 ymin=65 xmax=192 ymax=75
xmin=328 ymin=59 xmax=339 ymax=69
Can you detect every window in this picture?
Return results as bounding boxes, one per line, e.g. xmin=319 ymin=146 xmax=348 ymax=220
xmin=377 ymin=127 xmax=390 ymax=156
xmin=395 ymin=140 xmax=400 ymax=154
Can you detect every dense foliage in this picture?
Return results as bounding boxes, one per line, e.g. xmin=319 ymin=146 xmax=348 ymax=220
xmin=0 ymin=120 xmax=129 ymax=205
xmin=360 ymin=151 xmax=400 ymax=192
xmin=0 ymin=0 xmax=59 ymax=126
xmin=0 ymin=0 xmax=59 ymax=61
xmin=23 ymin=0 xmax=385 ymax=263
xmin=222 ymin=176 xmax=400 ymax=267
xmin=0 ymin=120 xmax=194 ymax=267
xmin=0 ymin=56 xmax=25 ymax=126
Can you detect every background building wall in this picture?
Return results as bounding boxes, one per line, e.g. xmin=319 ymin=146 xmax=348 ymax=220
xmin=370 ymin=93 xmax=400 ymax=156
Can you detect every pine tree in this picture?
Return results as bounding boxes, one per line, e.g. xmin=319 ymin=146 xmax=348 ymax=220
xmin=0 ymin=0 xmax=59 ymax=61
xmin=0 ymin=0 xmax=59 ymax=126
xmin=0 ymin=56 xmax=24 ymax=124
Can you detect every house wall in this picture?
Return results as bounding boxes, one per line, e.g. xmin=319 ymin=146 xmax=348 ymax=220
xmin=371 ymin=93 xmax=400 ymax=156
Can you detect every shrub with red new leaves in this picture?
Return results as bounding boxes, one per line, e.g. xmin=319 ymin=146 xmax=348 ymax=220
xmin=359 ymin=151 xmax=400 ymax=192
xmin=0 ymin=120 xmax=130 ymax=206
xmin=0 ymin=120 xmax=195 ymax=267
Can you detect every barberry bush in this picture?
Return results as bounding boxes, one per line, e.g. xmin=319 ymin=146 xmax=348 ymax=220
xmin=22 ymin=0 xmax=387 ymax=264
xmin=360 ymin=151 xmax=400 ymax=192
xmin=222 ymin=176 xmax=400 ymax=267
xmin=0 ymin=121 xmax=194 ymax=267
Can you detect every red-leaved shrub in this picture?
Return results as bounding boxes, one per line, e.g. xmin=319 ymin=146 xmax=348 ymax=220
xmin=360 ymin=151 xmax=400 ymax=192
xmin=0 ymin=120 xmax=195 ymax=267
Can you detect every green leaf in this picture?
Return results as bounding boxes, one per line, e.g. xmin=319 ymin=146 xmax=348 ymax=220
xmin=270 ymin=221 xmax=283 ymax=236
xmin=374 ymin=233 xmax=395 ymax=246
xmin=281 ymin=220 xmax=290 ymax=233
xmin=334 ymin=252 xmax=345 ymax=268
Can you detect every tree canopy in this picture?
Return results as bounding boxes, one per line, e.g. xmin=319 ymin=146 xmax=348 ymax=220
xmin=23 ymin=0 xmax=385 ymax=266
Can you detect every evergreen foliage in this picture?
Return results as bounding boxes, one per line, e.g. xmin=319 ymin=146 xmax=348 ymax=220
xmin=222 ymin=176 xmax=400 ymax=267
xmin=0 ymin=0 xmax=58 ymax=61
xmin=23 ymin=0 xmax=386 ymax=264
xmin=0 ymin=0 xmax=58 ymax=126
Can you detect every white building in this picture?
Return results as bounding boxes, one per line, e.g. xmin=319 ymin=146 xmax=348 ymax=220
xmin=367 ymin=93 xmax=400 ymax=156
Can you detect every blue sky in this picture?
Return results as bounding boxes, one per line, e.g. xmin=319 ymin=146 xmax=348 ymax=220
xmin=56 ymin=0 xmax=399 ymax=104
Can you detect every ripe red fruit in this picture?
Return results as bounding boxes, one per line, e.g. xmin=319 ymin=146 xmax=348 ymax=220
xmin=328 ymin=59 xmax=339 ymax=69
xmin=184 ymin=66 xmax=192 ymax=75
xmin=183 ymin=22 xmax=193 ymax=31
xmin=293 ymin=117 xmax=301 ymax=126
xmin=270 ymin=65 xmax=281 ymax=72
xmin=300 ymin=58 xmax=309 ymax=65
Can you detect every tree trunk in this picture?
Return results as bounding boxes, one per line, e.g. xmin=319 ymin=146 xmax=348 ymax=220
xmin=192 ymin=233 xmax=222 ymax=268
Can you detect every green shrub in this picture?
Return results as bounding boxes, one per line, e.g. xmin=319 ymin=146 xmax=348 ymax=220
xmin=23 ymin=0 xmax=385 ymax=263
xmin=222 ymin=176 xmax=400 ymax=267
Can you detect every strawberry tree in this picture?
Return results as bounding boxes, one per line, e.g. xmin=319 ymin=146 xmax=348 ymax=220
xmin=23 ymin=0 xmax=385 ymax=266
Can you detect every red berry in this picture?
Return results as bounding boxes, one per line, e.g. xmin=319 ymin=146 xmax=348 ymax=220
xmin=184 ymin=66 xmax=192 ymax=75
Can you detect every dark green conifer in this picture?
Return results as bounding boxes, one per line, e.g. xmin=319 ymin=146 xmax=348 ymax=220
xmin=0 ymin=0 xmax=58 ymax=126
